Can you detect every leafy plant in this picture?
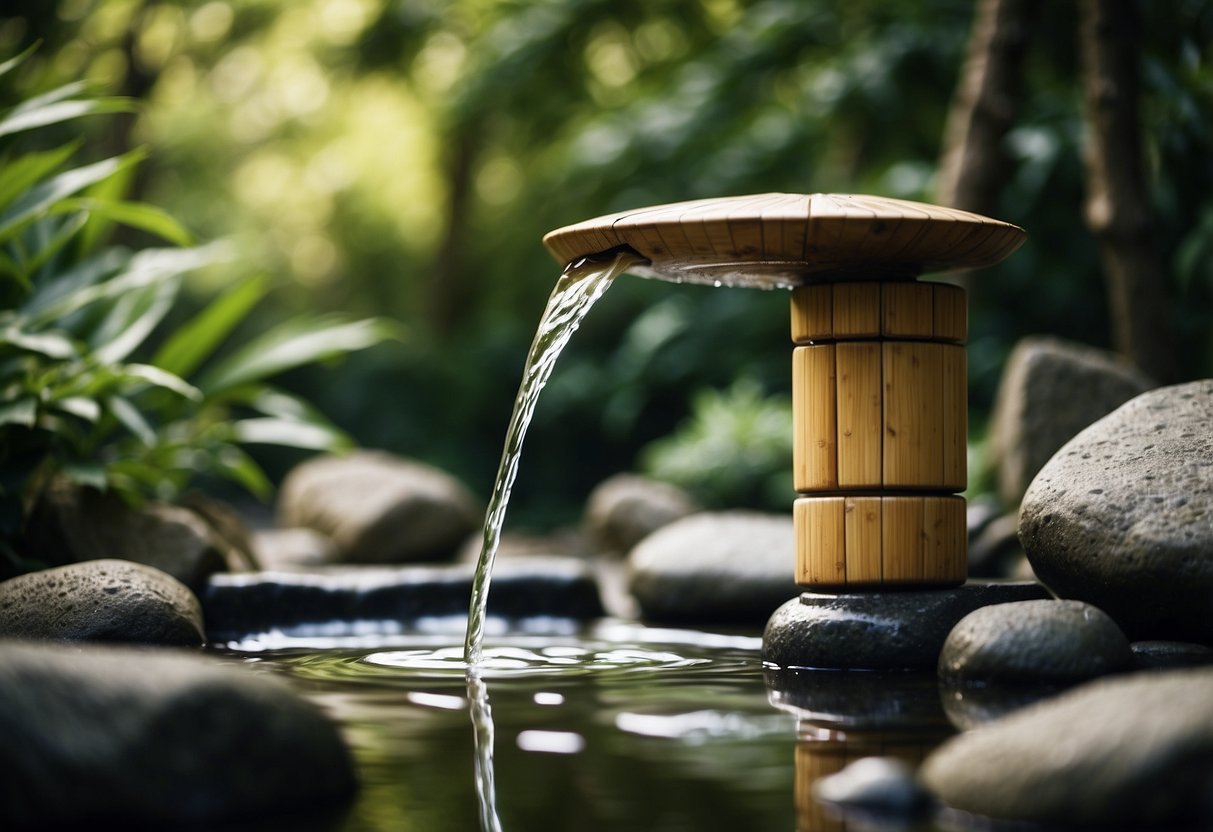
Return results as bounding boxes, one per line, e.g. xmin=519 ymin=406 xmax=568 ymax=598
xmin=640 ymin=377 xmax=793 ymax=511
xmin=0 ymin=49 xmax=399 ymax=573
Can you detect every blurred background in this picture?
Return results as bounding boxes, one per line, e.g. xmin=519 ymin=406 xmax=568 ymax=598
xmin=2 ymin=0 xmax=1210 ymax=528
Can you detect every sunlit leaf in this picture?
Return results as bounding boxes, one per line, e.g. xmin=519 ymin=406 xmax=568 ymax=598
xmin=0 ymin=151 xmax=142 ymax=243
xmin=0 ymin=397 xmax=36 ymax=427
xmin=0 ymin=96 xmax=135 ymax=140
xmin=108 ymin=395 xmax=155 ymax=445
xmin=62 ymin=461 xmax=107 ymax=490
xmin=231 ymin=416 xmax=350 ymax=450
xmin=1 ymin=327 xmax=76 ymax=359
xmin=0 ymin=43 xmax=37 ymax=80
xmin=152 ymin=273 xmax=268 ymax=378
xmin=62 ymin=196 xmax=194 ymax=248
xmin=0 ymin=142 xmax=80 ymax=212
xmin=117 ymin=363 xmax=201 ymax=401
xmin=198 ymin=316 xmax=401 ymax=394
xmin=92 ymin=275 xmax=181 ymax=364
xmin=212 ymin=446 xmax=273 ymax=500
xmin=51 ymin=396 xmax=100 ymax=423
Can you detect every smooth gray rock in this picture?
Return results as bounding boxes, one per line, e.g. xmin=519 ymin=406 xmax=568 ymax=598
xmin=278 ymin=451 xmax=479 ymax=564
xmin=627 ymin=511 xmax=797 ymax=625
xmin=253 ymin=527 xmax=339 ymax=570
xmin=0 ymin=641 xmax=355 ymax=827
xmin=203 ymin=557 xmax=604 ymax=641
xmin=920 ymin=668 xmax=1213 ymax=827
xmin=1020 ymin=380 xmax=1213 ymax=642
xmin=987 ymin=336 xmax=1154 ymax=507
xmin=0 ymin=560 xmax=204 ymax=646
xmin=23 ymin=479 xmax=235 ymax=592
xmin=813 ymin=757 xmax=933 ymax=818
xmin=584 ymin=474 xmax=699 ymax=557
xmin=762 ymin=581 xmax=1050 ymax=670
xmin=938 ymin=599 xmax=1132 ymax=684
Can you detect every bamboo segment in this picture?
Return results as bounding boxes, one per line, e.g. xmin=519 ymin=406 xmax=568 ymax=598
xmin=844 ymin=496 xmax=883 ymax=582
xmin=832 ymin=282 xmax=882 ymax=338
xmin=794 ymin=495 xmax=966 ymax=588
xmin=923 ymin=496 xmax=967 ymax=584
xmin=883 ymin=342 xmax=943 ymax=488
xmin=790 ymin=285 xmax=833 ymax=343
xmin=792 ymin=345 xmax=838 ymax=491
xmin=881 ymin=496 xmax=925 ymax=581
xmin=881 ymin=282 xmax=935 ymax=338
xmin=795 ymin=497 xmax=846 ymax=585
xmin=932 ymin=282 xmax=967 ymax=342
xmin=941 ymin=346 xmax=968 ymax=490
xmin=835 ymin=342 xmax=883 ymax=488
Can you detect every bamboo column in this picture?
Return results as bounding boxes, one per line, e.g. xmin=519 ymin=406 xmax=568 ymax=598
xmin=543 ymin=193 xmax=1025 ymax=592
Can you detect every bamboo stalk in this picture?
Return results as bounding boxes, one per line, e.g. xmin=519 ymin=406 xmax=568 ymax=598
xmin=882 ymin=282 xmax=935 ymax=338
xmin=836 ymin=342 xmax=883 ymax=487
xmin=795 ymin=497 xmax=846 ymax=585
xmin=791 ymin=285 xmax=833 ymax=343
xmin=844 ymin=496 xmax=883 ymax=583
xmin=793 ymin=345 xmax=839 ymax=491
xmin=923 ymin=496 xmax=968 ymax=584
xmin=833 ymin=283 xmax=881 ymax=338
xmin=932 ymin=282 xmax=968 ymax=342
xmin=881 ymin=496 xmax=925 ymax=581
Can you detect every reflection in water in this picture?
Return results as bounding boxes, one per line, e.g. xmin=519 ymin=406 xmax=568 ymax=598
xmin=467 ymin=670 xmax=504 ymax=832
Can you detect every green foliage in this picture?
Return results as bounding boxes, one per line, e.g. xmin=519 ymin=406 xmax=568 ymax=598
xmin=0 ymin=52 xmax=399 ymax=571
xmin=641 ymin=377 xmax=792 ymax=511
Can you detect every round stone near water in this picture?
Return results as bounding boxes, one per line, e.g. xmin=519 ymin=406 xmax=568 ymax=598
xmin=761 ymin=581 xmax=1050 ymax=670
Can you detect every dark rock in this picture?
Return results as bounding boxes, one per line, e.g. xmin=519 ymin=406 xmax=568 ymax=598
xmin=1131 ymin=640 xmax=1213 ymax=671
xmin=627 ymin=511 xmax=797 ymax=625
xmin=938 ymin=599 xmax=1132 ymax=684
xmin=762 ymin=581 xmax=1050 ymax=670
xmin=920 ymin=668 xmax=1213 ymax=827
xmin=1019 ymin=380 xmax=1213 ymax=642
xmin=278 ymin=451 xmax=479 ymax=564
xmin=966 ymin=512 xmax=1025 ymax=578
xmin=813 ymin=757 xmax=934 ymax=818
xmin=939 ymin=680 xmax=1060 ymax=730
xmin=987 ymin=336 xmax=1154 ymax=507
xmin=178 ymin=492 xmax=261 ymax=571
xmin=203 ymin=557 xmax=604 ymax=641
xmin=585 ymin=474 xmax=699 ymax=556
xmin=24 ymin=479 xmax=233 ymax=592
xmin=0 ymin=641 xmax=355 ymax=827
xmin=0 ymin=559 xmax=204 ymax=646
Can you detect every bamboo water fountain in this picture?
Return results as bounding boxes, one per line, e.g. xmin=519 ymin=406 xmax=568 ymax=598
xmin=544 ymin=193 xmax=1027 ymax=662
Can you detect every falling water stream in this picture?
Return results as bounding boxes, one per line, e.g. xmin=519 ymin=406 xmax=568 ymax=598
xmin=462 ymin=249 xmax=643 ymax=667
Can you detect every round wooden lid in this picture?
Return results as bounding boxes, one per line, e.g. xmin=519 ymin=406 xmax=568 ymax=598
xmin=542 ymin=193 xmax=1025 ymax=289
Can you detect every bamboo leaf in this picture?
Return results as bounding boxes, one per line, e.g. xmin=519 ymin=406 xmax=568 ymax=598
xmin=0 ymin=43 xmax=38 ymax=80
xmin=118 ymin=363 xmax=201 ymax=401
xmin=62 ymin=196 xmax=194 ymax=248
xmin=62 ymin=461 xmax=107 ymax=490
xmin=231 ymin=416 xmax=351 ymax=450
xmin=0 ymin=150 xmax=143 ymax=242
xmin=0 ymin=397 xmax=36 ymax=427
xmin=152 ymin=273 xmax=268 ymax=378
xmin=108 ymin=395 xmax=155 ymax=445
xmin=0 ymin=142 xmax=80 ymax=211
xmin=92 ymin=275 xmax=181 ymax=364
xmin=212 ymin=446 xmax=273 ymax=500
xmin=1 ymin=327 xmax=76 ymax=359
xmin=0 ymin=95 xmax=135 ymax=140
xmin=199 ymin=316 xmax=401 ymax=394
xmin=51 ymin=396 xmax=100 ymax=423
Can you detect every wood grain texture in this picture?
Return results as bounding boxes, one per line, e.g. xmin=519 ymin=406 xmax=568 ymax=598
xmin=932 ymin=282 xmax=968 ymax=342
xmin=882 ymin=282 xmax=935 ymax=338
xmin=832 ymin=282 xmax=882 ymax=338
xmin=793 ymin=345 xmax=838 ymax=491
xmin=790 ymin=284 xmax=833 ymax=343
xmin=835 ymin=342 xmax=883 ymax=488
xmin=543 ymin=193 xmax=1026 ymax=289
xmin=793 ymin=495 xmax=966 ymax=587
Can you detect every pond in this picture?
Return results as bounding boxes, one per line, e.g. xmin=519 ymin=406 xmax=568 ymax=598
xmin=212 ymin=618 xmax=959 ymax=832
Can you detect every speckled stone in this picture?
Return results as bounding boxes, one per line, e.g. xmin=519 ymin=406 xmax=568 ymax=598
xmin=0 ymin=560 xmax=204 ymax=646
xmin=938 ymin=599 xmax=1132 ymax=684
xmin=1020 ymin=380 xmax=1213 ymax=642
xmin=921 ymin=668 xmax=1213 ymax=827
xmin=761 ymin=581 xmax=1050 ymax=670
xmin=0 ymin=641 xmax=355 ymax=827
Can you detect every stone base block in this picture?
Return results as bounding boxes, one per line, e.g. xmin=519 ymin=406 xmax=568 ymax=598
xmin=761 ymin=580 xmax=1050 ymax=671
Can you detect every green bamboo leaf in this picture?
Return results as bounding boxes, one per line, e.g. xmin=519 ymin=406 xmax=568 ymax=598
xmin=107 ymin=395 xmax=155 ymax=445
xmin=1 ymin=327 xmax=76 ymax=359
xmin=0 ymin=44 xmax=37 ymax=81
xmin=152 ymin=274 xmax=269 ymax=378
xmin=51 ymin=396 xmax=100 ymax=423
xmin=0 ymin=397 xmax=36 ymax=427
xmin=20 ymin=247 xmax=129 ymax=321
xmin=117 ymin=363 xmax=201 ymax=401
xmin=59 ymin=196 xmax=193 ymax=247
xmin=212 ymin=446 xmax=273 ymax=500
xmin=0 ymin=150 xmax=143 ymax=243
xmin=27 ymin=243 xmax=223 ymax=327
xmin=20 ymin=212 xmax=89 ymax=276
xmin=92 ymin=275 xmax=181 ymax=364
xmin=231 ymin=417 xmax=351 ymax=450
xmin=199 ymin=316 xmax=401 ymax=394
xmin=0 ymin=97 xmax=135 ymax=140
xmin=0 ymin=143 xmax=80 ymax=211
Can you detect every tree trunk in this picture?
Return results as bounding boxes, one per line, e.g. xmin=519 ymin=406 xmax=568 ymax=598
xmin=935 ymin=0 xmax=1038 ymax=295
xmin=1078 ymin=0 xmax=1177 ymax=381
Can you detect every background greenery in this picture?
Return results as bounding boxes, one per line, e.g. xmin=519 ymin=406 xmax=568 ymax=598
xmin=2 ymin=0 xmax=1210 ymax=528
